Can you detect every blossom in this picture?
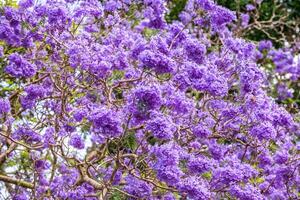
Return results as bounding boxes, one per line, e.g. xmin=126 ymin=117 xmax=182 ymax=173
xmin=0 ymin=0 xmax=298 ymax=199
xmin=0 ymin=98 xmax=10 ymax=116
xmin=178 ymin=176 xmax=211 ymax=200
xmin=139 ymin=50 xmax=174 ymax=74
xmin=129 ymin=86 xmax=162 ymax=121
xmin=5 ymin=53 xmax=36 ymax=78
xmin=184 ymin=38 xmax=206 ymax=64
xmin=89 ymin=108 xmax=122 ymax=138
xmin=246 ymin=4 xmax=256 ymax=11
xmin=258 ymin=40 xmax=273 ymax=51
xmin=124 ymin=175 xmax=153 ymax=198
xmin=145 ymin=112 xmax=175 ymax=140
xmin=69 ymin=134 xmax=85 ymax=149
xmin=13 ymin=125 xmax=42 ymax=144
xmin=20 ymin=84 xmax=46 ymax=109
xmin=188 ymin=156 xmax=212 ymax=174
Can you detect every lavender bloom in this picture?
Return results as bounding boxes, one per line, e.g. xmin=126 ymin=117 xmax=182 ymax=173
xmin=246 ymin=4 xmax=256 ymax=11
xmin=146 ymin=112 xmax=175 ymax=140
xmin=178 ymin=177 xmax=211 ymax=200
xmin=249 ymin=123 xmax=276 ymax=140
xmin=13 ymin=125 xmax=42 ymax=144
xmin=43 ymin=127 xmax=55 ymax=147
xmin=241 ymin=13 xmax=250 ymax=27
xmin=184 ymin=39 xmax=206 ymax=64
xmin=89 ymin=109 xmax=122 ymax=138
xmin=276 ymin=83 xmax=293 ymax=101
xmin=188 ymin=156 xmax=212 ymax=174
xmin=69 ymin=134 xmax=85 ymax=149
xmin=20 ymin=84 xmax=46 ymax=109
xmin=258 ymin=40 xmax=273 ymax=51
xmin=19 ymin=0 xmax=34 ymax=9
xmin=124 ymin=175 xmax=153 ymax=198
xmin=139 ymin=50 xmax=174 ymax=74
xmin=0 ymin=0 xmax=298 ymax=199
xmin=230 ymin=184 xmax=264 ymax=200
xmin=192 ymin=123 xmax=212 ymax=138
xmin=0 ymin=98 xmax=11 ymax=116
xmin=0 ymin=46 xmax=3 ymax=57
xmin=5 ymin=53 xmax=36 ymax=78
xmin=35 ymin=160 xmax=50 ymax=171
xmin=73 ymin=109 xmax=87 ymax=122
xmin=210 ymin=6 xmax=236 ymax=29
xmin=129 ymin=86 xmax=162 ymax=121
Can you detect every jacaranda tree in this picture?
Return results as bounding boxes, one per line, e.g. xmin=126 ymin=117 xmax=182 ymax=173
xmin=0 ymin=0 xmax=299 ymax=199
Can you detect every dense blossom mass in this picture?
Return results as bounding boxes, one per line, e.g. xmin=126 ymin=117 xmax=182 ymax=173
xmin=0 ymin=0 xmax=299 ymax=199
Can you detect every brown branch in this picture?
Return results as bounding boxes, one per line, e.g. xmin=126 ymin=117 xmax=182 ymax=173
xmin=0 ymin=174 xmax=34 ymax=189
xmin=0 ymin=143 xmax=17 ymax=165
xmin=0 ymin=132 xmax=43 ymax=150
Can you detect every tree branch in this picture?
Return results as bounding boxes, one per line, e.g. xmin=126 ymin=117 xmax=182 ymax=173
xmin=0 ymin=174 xmax=34 ymax=189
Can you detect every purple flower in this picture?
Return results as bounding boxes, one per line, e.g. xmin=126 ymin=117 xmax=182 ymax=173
xmin=19 ymin=0 xmax=34 ymax=9
xmin=178 ymin=176 xmax=211 ymax=200
xmin=188 ymin=156 xmax=212 ymax=174
xmin=0 ymin=98 xmax=10 ymax=116
xmin=129 ymin=86 xmax=162 ymax=121
xmin=276 ymin=83 xmax=293 ymax=101
xmin=0 ymin=0 xmax=298 ymax=199
xmin=184 ymin=39 xmax=206 ymax=64
xmin=35 ymin=160 xmax=50 ymax=171
xmin=246 ymin=4 xmax=256 ymax=11
xmin=13 ymin=125 xmax=42 ymax=144
xmin=156 ymin=165 xmax=183 ymax=186
xmin=0 ymin=46 xmax=3 ymax=57
xmin=89 ymin=108 xmax=122 ymax=138
xmin=258 ymin=40 xmax=273 ymax=51
xmin=43 ymin=127 xmax=55 ymax=147
xmin=103 ymin=167 xmax=122 ymax=185
xmin=241 ymin=13 xmax=250 ymax=27
xmin=139 ymin=50 xmax=174 ymax=74
xmin=146 ymin=112 xmax=175 ymax=140
xmin=163 ymin=193 xmax=176 ymax=200
xmin=210 ymin=6 xmax=236 ymax=29
xmin=69 ymin=134 xmax=85 ymax=149
xmin=249 ymin=123 xmax=276 ymax=140
xmin=20 ymin=84 xmax=46 ymax=109
xmin=124 ymin=175 xmax=153 ymax=198
xmin=104 ymin=0 xmax=121 ymax=12
xmin=187 ymin=63 xmax=228 ymax=97
xmin=73 ymin=109 xmax=86 ymax=122
xmin=274 ymin=152 xmax=288 ymax=164
xmin=13 ymin=193 xmax=29 ymax=200
xmin=192 ymin=123 xmax=212 ymax=138
xmin=230 ymin=184 xmax=264 ymax=200
xmin=5 ymin=53 xmax=36 ymax=78
xmin=258 ymin=152 xmax=273 ymax=168
xmin=211 ymin=167 xmax=243 ymax=190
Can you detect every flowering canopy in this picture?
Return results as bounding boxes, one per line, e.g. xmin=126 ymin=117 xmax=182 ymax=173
xmin=0 ymin=0 xmax=299 ymax=199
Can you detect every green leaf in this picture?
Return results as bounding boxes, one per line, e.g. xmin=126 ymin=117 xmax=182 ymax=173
xmin=166 ymin=0 xmax=188 ymax=23
xmin=109 ymin=189 xmax=125 ymax=200
xmin=146 ymin=135 xmax=157 ymax=146
xmin=143 ymin=28 xmax=159 ymax=39
xmin=201 ymin=171 xmax=212 ymax=180
xmin=6 ymin=159 xmax=17 ymax=167
xmin=124 ymin=131 xmax=137 ymax=150
xmin=108 ymin=70 xmax=125 ymax=85
xmin=20 ymin=151 xmax=29 ymax=159
xmin=250 ymin=176 xmax=265 ymax=184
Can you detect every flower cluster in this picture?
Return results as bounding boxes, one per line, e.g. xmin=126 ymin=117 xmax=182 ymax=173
xmin=0 ymin=0 xmax=299 ymax=199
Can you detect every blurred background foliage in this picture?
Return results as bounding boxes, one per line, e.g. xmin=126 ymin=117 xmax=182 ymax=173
xmin=165 ymin=0 xmax=300 ymax=113
xmin=166 ymin=0 xmax=300 ymax=48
